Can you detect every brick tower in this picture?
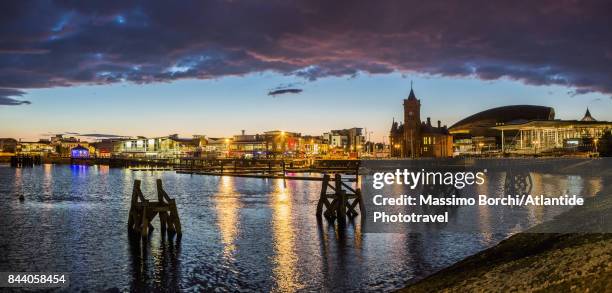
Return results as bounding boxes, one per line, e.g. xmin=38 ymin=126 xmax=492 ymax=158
xmin=403 ymin=86 xmax=421 ymax=157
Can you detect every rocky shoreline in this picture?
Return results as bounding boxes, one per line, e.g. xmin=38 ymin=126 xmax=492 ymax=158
xmin=401 ymin=184 xmax=612 ymax=292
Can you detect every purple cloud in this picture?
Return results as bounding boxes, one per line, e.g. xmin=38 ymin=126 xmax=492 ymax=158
xmin=0 ymin=0 xmax=611 ymax=103
xmin=0 ymin=88 xmax=30 ymax=105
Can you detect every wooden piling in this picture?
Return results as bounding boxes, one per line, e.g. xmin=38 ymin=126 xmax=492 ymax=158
xmin=316 ymin=173 xmax=364 ymax=224
xmin=127 ymin=179 xmax=182 ymax=240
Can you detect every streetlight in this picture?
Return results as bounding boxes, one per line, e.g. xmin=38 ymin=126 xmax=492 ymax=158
xmin=594 ymin=138 xmax=599 ymax=153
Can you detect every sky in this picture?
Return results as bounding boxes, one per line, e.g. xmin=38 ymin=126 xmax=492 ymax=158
xmin=0 ymin=0 xmax=611 ymax=142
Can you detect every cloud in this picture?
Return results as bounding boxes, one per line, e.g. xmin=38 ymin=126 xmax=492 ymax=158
xmin=0 ymin=88 xmax=31 ymax=105
xmin=0 ymin=0 xmax=611 ymax=98
xmin=41 ymin=132 xmax=127 ymax=139
xmin=268 ymin=88 xmax=303 ymax=96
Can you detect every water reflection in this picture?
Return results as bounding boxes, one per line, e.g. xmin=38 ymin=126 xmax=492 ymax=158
xmin=215 ymin=176 xmax=240 ymax=259
xmin=271 ymin=179 xmax=302 ymax=292
xmin=1 ymin=164 xmax=606 ymax=292
xmin=127 ymin=232 xmax=182 ymax=291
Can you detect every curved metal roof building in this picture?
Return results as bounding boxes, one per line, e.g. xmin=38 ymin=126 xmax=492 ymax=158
xmin=449 ymin=105 xmax=555 ymax=134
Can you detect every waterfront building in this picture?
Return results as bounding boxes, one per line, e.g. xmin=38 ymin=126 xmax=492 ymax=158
xmin=300 ymin=135 xmax=328 ymax=157
xmin=116 ymin=135 xmax=198 ymax=158
xmin=389 ymin=88 xmax=453 ymax=158
xmin=262 ymin=130 xmax=302 ymax=158
xmin=204 ymin=131 xmax=329 ymax=159
xmin=49 ymin=135 xmax=95 ymax=157
xmin=204 ymin=137 xmax=233 ymax=158
xmin=228 ymin=131 xmax=267 ymax=158
xmin=91 ymin=139 xmax=124 ymax=158
xmin=0 ymin=138 xmax=17 ymax=153
xmin=323 ymin=128 xmax=365 ymax=156
xmin=450 ymin=106 xmax=612 ymax=155
xmin=70 ymin=145 xmax=90 ymax=158
xmin=16 ymin=140 xmax=55 ymax=156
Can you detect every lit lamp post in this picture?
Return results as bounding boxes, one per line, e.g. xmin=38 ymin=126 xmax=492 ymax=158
xmin=594 ymin=138 xmax=599 ymax=153
xmin=478 ymin=142 xmax=484 ymax=155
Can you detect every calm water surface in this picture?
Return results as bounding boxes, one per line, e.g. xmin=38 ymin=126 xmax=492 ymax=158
xmin=0 ymin=164 xmax=599 ymax=291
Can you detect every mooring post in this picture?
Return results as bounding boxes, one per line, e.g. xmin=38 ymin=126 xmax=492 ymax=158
xmin=335 ymin=174 xmax=346 ymax=224
xmin=128 ymin=179 xmax=182 ymax=240
xmin=128 ymin=180 xmax=140 ymax=232
xmin=316 ymin=174 xmax=330 ymax=218
xmin=141 ymin=204 xmax=149 ymax=237
xmin=157 ymin=179 xmax=167 ymax=233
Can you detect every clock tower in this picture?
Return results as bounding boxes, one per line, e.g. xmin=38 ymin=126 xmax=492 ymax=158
xmin=403 ymin=86 xmax=421 ymax=157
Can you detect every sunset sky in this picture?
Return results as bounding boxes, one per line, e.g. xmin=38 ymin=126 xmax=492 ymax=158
xmin=1 ymin=1 xmax=611 ymax=142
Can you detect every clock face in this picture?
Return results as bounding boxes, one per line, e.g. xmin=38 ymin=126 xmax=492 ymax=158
xmin=408 ymin=111 xmax=413 ymax=116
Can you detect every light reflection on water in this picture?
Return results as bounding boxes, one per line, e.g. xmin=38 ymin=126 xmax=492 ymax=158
xmin=0 ymin=164 xmax=602 ymax=291
xmin=271 ymin=179 xmax=301 ymax=292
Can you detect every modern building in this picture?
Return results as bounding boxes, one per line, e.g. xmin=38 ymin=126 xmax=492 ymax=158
xmin=449 ymin=105 xmax=555 ymax=154
xmin=114 ymin=135 xmax=198 ymax=158
xmin=389 ymin=87 xmax=453 ymax=158
xmin=323 ymin=128 xmax=365 ymax=155
xmin=449 ymin=105 xmax=612 ymax=155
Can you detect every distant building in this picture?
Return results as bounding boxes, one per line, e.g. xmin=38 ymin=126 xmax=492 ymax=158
xmin=449 ymin=105 xmax=555 ymax=154
xmin=450 ymin=105 xmax=612 ymax=155
xmin=389 ymin=87 xmax=453 ymax=158
xmin=17 ymin=140 xmax=55 ymax=156
xmin=263 ymin=130 xmax=302 ymax=158
xmin=581 ymin=108 xmax=596 ymax=122
xmin=323 ymin=128 xmax=365 ymax=155
xmin=0 ymin=138 xmax=17 ymax=153
xmin=50 ymin=135 xmax=94 ymax=157
xmin=116 ymin=135 xmax=198 ymax=158
xmin=91 ymin=138 xmax=124 ymax=158
xmin=70 ymin=145 xmax=90 ymax=158
xmin=204 ymin=137 xmax=233 ymax=158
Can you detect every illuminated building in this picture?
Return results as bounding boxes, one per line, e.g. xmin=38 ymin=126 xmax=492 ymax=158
xmin=322 ymin=128 xmax=365 ymax=156
xmin=16 ymin=140 xmax=55 ymax=156
xmin=389 ymin=87 xmax=453 ymax=158
xmin=450 ymin=106 xmax=612 ymax=155
xmin=0 ymin=138 xmax=17 ymax=153
xmin=70 ymin=145 xmax=90 ymax=158
xmin=116 ymin=134 xmax=198 ymax=158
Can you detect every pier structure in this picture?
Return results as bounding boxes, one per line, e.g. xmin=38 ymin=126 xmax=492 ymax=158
xmin=128 ymin=179 xmax=182 ymax=239
xmin=10 ymin=155 xmax=41 ymax=167
xmin=316 ymin=173 xmax=364 ymax=224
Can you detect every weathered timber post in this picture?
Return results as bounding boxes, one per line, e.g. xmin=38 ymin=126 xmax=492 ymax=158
xmin=335 ymin=174 xmax=346 ymax=224
xmin=157 ymin=180 xmax=168 ymax=233
xmin=316 ymin=174 xmax=330 ymax=219
xmin=128 ymin=179 xmax=182 ymax=241
xmin=316 ymin=173 xmax=364 ymax=224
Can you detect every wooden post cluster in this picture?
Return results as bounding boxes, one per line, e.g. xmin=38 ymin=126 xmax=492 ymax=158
xmin=128 ymin=179 xmax=182 ymax=239
xmin=10 ymin=155 xmax=41 ymax=167
xmin=316 ymin=173 xmax=364 ymax=224
xmin=504 ymin=169 xmax=533 ymax=195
